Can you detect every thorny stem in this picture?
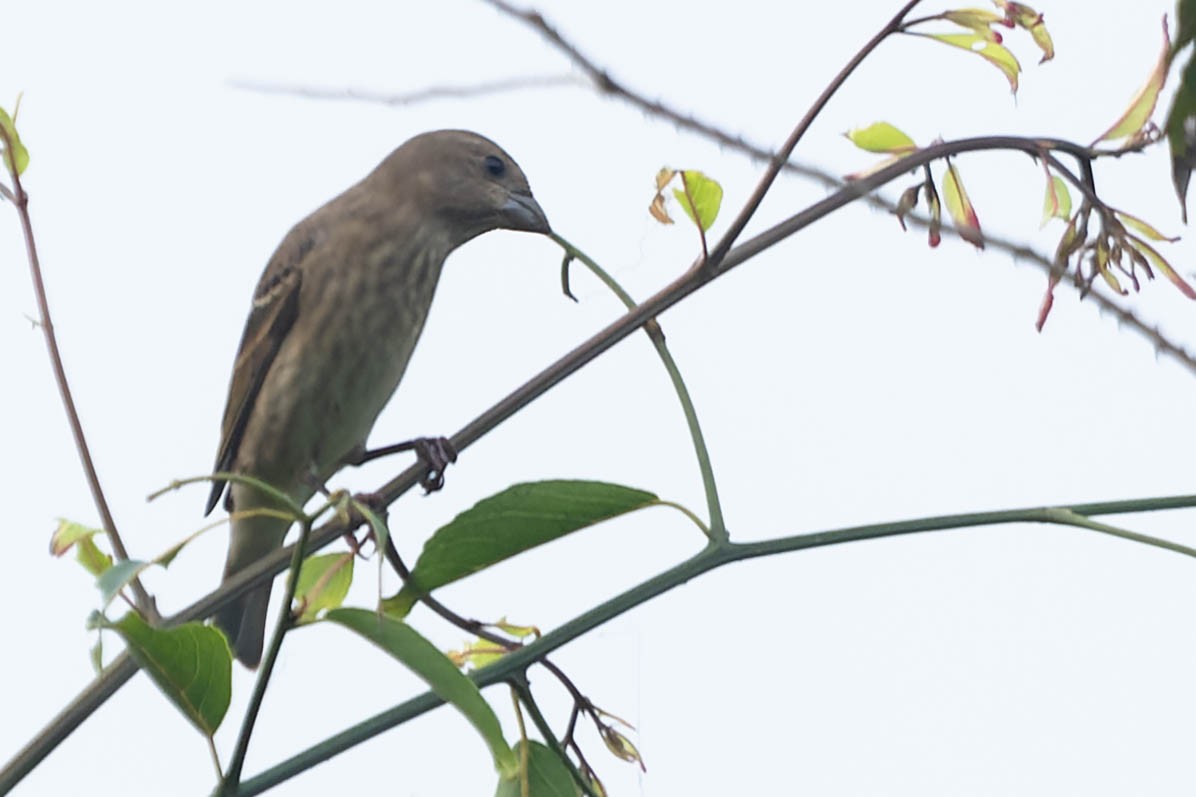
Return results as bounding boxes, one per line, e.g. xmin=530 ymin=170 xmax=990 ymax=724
xmin=473 ymin=0 xmax=1196 ymax=372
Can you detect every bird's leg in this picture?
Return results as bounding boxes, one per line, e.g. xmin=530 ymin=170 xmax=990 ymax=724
xmin=345 ymin=436 xmax=458 ymax=494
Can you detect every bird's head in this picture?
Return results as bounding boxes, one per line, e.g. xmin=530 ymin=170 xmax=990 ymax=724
xmin=372 ymin=129 xmax=551 ymax=246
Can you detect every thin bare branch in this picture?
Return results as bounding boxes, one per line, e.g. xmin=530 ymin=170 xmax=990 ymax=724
xmin=0 ymin=126 xmax=157 ymax=619
xmin=228 ymin=74 xmax=579 ymax=107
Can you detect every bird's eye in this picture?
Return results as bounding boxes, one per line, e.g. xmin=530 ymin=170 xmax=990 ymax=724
xmin=484 ymin=154 xmax=506 ymax=177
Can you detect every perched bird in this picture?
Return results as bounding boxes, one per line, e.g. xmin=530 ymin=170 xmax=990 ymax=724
xmin=205 ymin=130 xmax=550 ymax=667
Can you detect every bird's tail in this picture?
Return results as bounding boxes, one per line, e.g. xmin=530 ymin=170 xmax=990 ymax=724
xmin=214 ymin=505 xmax=293 ymax=668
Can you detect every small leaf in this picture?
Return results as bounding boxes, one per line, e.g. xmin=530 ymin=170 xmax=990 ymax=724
xmin=926 ymin=178 xmax=943 ymax=248
xmin=994 ymin=1 xmax=1054 ymax=62
xmin=49 ymin=519 xmax=101 ymax=556
xmin=895 ymin=183 xmax=921 ymax=231
xmin=1093 ymin=17 xmax=1170 ymax=145
xmin=383 ymin=481 xmax=660 ymax=618
xmin=844 ymin=122 xmax=917 ymax=154
xmin=494 ymin=741 xmax=580 ymax=797
xmin=89 ymin=637 xmax=104 ymax=675
xmin=0 ymin=104 xmax=30 ymax=176
xmin=50 ymin=519 xmax=114 ymax=576
xmin=493 ymin=618 xmax=541 ymax=640
xmin=326 ymin=608 xmax=518 ymax=777
xmin=1090 ymin=239 xmax=1125 ymax=295
xmin=945 ymin=9 xmax=1004 ymax=36
xmin=1114 ymin=210 xmax=1179 ymax=242
xmin=922 ymin=32 xmax=1022 ymax=92
xmin=599 ymin=725 xmax=647 ymax=772
xmin=96 ymin=559 xmax=150 ymax=608
xmin=448 ymin=638 xmax=511 ymax=671
xmin=96 ymin=612 xmax=231 ymax=737
xmin=648 ymin=168 xmax=676 ymax=224
xmin=942 ymin=161 xmax=985 ymax=248
xmin=1126 ymin=234 xmax=1196 ymax=299
xmin=293 ymin=552 xmax=354 ymax=624
xmin=1041 ymin=174 xmax=1072 ymax=226
xmin=672 ymin=170 xmax=723 ymax=232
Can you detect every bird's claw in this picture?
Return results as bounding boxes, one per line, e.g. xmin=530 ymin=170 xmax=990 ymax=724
xmin=413 ymin=436 xmax=457 ymax=493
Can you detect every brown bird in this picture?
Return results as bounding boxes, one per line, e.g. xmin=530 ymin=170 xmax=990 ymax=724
xmin=205 ymin=130 xmax=550 ymax=667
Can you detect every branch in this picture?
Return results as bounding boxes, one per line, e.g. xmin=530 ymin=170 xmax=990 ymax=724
xmin=236 ymin=491 xmax=1196 ymax=794
xmin=480 ymin=0 xmax=1196 ymax=375
xmin=5 ymin=131 xmax=1185 ymax=792
xmin=0 ymin=126 xmax=156 ymax=618
xmin=228 ymin=74 xmax=579 ymax=106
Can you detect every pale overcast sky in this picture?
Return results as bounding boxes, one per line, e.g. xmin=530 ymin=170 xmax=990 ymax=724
xmin=5 ymin=2 xmax=1196 ymax=795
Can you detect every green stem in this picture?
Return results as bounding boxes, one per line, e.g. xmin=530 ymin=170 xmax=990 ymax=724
xmin=221 ymin=514 xmax=316 ymax=792
xmin=236 ymin=492 xmax=1196 ymax=793
xmin=510 ymin=678 xmax=600 ymax=797
xmin=551 ymin=232 xmax=726 ymax=540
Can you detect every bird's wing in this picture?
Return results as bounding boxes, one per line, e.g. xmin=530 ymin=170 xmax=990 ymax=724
xmin=204 ymin=234 xmax=311 ymax=515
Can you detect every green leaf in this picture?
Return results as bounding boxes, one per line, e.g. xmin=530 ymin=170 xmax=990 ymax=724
xmin=96 ymin=559 xmax=150 ymax=608
xmin=844 ymin=122 xmax=917 ymax=154
xmin=383 ymin=480 xmax=659 ymax=618
xmin=326 ymin=608 xmax=518 ymax=777
xmin=96 ymin=612 xmax=231 ymax=737
xmin=495 ymin=741 xmax=580 ymax=797
xmin=293 ymin=552 xmax=354 ymax=623
xmin=1165 ymin=51 xmax=1196 ymax=220
xmin=0 ymin=105 xmax=29 ymax=176
xmin=671 ymin=170 xmax=723 ymax=232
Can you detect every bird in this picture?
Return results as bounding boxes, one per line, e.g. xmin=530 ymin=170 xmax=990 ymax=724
xmin=204 ymin=130 xmax=550 ymax=667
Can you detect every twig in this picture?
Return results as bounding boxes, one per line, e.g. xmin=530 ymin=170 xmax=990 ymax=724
xmin=228 ymin=73 xmax=579 ymax=106
xmin=0 ymin=125 xmax=156 ymax=619
xmin=481 ymin=0 xmax=1196 ymax=375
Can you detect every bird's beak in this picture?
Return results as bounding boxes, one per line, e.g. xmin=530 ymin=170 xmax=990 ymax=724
xmin=500 ymin=191 xmax=551 ymax=234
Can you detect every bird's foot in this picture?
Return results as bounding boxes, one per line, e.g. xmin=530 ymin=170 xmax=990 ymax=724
xmin=348 ymin=436 xmax=458 ymax=494
xmin=412 ymin=437 xmax=457 ymax=493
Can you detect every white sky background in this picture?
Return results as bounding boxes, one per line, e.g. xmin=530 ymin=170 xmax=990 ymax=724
xmin=4 ymin=1 xmax=1196 ymax=795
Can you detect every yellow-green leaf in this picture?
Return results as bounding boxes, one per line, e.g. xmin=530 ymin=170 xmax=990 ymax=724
xmin=1041 ymin=174 xmax=1072 ymax=226
xmin=1094 ymin=18 xmax=1170 ymax=145
xmin=942 ymin=161 xmax=985 ymax=248
xmin=1114 ymin=210 xmax=1178 ymax=242
xmin=672 ymin=170 xmax=723 ymax=232
xmin=994 ymin=0 xmax=1054 ymax=62
xmin=293 ymin=552 xmax=354 ymax=623
xmin=0 ymin=105 xmax=30 ymax=176
xmin=50 ymin=519 xmax=114 ymax=576
xmin=1127 ymin=234 xmax=1196 ymax=299
xmin=845 ymin=122 xmax=917 ymax=154
xmin=945 ymin=9 xmax=1004 ymax=35
xmin=923 ymin=32 xmax=1022 ymax=92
